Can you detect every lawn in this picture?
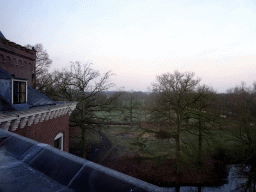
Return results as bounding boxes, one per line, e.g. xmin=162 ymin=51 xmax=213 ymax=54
xmin=70 ymin=113 xmax=246 ymax=186
xmin=94 ymin=109 xmax=149 ymax=125
xmin=100 ymin=124 xmax=238 ymax=163
xmin=96 ymin=124 xmax=242 ymax=186
xmin=71 ymin=105 xmax=253 ymax=185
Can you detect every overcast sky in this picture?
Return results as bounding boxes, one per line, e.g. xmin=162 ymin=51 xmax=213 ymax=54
xmin=1 ymin=0 xmax=256 ymax=92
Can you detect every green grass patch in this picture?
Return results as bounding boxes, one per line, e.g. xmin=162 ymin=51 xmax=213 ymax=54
xmin=82 ymin=114 xmax=247 ymax=166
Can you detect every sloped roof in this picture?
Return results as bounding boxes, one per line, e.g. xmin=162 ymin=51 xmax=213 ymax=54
xmin=27 ymin=86 xmax=56 ymax=107
xmin=0 ymin=68 xmax=56 ymax=111
xmin=0 ymin=95 xmax=14 ymax=111
xmin=0 ymin=68 xmax=12 ymax=79
xmin=0 ymin=31 xmax=6 ymax=39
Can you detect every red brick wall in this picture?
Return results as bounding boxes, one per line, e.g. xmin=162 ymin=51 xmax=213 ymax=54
xmin=0 ymin=38 xmax=70 ymax=152
xmin=12 ymin=115 xmax=70 ymax=152
xmin=0 ymin=38 xmax=36 ymax=86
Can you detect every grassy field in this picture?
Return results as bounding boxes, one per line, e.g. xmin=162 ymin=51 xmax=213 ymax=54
xmin=94 ymin=109 xmax=149 ymax=125
xmin=95 ymin=124 xmax=242 ymax=186
xmin=70 ymin=111 xmax=254 ymax=186
xmin=70 ymin=107 xmax=256 ymax=185
xmin=99 ymin=123 xmax=239 ymax=163
xmin=100 ymin=125 xmax=174 ymax=159
xmin=94 ymin=111 xmax=124 ymax=124
xmin=72 ymin=107 xmax=245 ymax=163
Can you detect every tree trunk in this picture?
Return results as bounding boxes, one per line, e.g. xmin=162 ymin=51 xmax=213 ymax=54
xmin=198 ymin=116 xmax=203 ymax=165
xmin=186 ymin=117 xmax=189 ymax=127
xmin=175 ymin=134 xmax=181 ymax=174
xmin=176 ymin=121 xmax=181 ymax=175
xmin=81 ymin=126 xmax=86 ymax=158
xmin=81 ymin=102 xmax=87 ymax=159
xmin=130 ymin=107 xmax=132 ymax=127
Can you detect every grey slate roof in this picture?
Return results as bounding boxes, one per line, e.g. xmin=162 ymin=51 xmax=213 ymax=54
xmin=0 ymin=95 xmax=14 ymax=111
xmin=0 ymin=68 xmax=56 ymax=112
xmin=0 ymin=31 xmax=6 ymax=39
xmin=27 ymin=86 xmax=56 ymax=107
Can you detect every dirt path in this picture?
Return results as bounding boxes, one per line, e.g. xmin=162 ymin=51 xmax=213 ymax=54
xmin=86 ymin=129 xmax=112 ymax=163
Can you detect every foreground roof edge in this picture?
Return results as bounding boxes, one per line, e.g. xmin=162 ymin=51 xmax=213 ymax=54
xmin=0 ymin=129 xmax=165 ymax=192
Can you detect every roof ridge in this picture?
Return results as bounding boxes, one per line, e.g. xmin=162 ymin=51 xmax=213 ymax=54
xmin=0 ymin=31 xmax=6 ymax=39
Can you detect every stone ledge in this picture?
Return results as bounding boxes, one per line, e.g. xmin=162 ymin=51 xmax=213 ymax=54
xmin=0 ymin=102 xmax=77 ymax=131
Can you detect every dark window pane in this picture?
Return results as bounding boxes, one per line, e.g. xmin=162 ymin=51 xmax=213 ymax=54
xmin=13 ymin=92 xmax=19 ymax=104
xmin=13 ymin=81 xmax=19 ymax=104
xmin=13 ymin=81 xmax=26 ymax=104
xmin=13 ymin=81 xmax=18 ymax=91
xmin=54 ymin=137 xmax=61 ymax=150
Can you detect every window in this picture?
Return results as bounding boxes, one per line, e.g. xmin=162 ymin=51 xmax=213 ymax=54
xmin=54 ymin=133 xmax=63 ymax=151
xmin=13 ymin=81 xmax=26 ymax=104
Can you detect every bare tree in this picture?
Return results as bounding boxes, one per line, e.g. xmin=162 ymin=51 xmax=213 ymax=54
xmin=227 ymin=82 xmax=256 ymax=163
xmin=121 ymin=91 xmax=144 ymax=127
xmin=187 ymin=85 xmax=218 ymax=165
xmin=25 ymin=44 xmax=53 ymax=92
xmin=57 ymin=61 xmax=120 ymax=158
xmin=225 ymin=82 xmax=256 ymax=191
xmin=25 ymin=44 xmax=52 ymax=76
xmin=32 ymin=70 xmax=60 ymax=99
xmin=150 ymin=70 xmax=201 ymax=174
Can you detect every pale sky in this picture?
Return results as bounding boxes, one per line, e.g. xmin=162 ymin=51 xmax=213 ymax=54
xmin=1 ymin=0 xmax=256 ymax=92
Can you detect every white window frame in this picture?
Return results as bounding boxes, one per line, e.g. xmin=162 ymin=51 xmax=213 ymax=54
xmin=12 ymin=79 xmax=27 ymax=104
xmin=54 ymin=132 xmax=64 ymax=151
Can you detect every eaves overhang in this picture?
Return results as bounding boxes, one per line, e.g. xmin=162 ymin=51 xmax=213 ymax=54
xmin=12 ymin=76 xmax=28 ymax=80
xmin=0 ymin=102 xmax=77 ymax=131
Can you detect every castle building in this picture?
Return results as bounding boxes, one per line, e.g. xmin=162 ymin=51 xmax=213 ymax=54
xmin=0 ymin=31 xmax=76 ymax=152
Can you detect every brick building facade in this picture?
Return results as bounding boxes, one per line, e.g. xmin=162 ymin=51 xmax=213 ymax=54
xmin=12 ymin=113 xmax=70 ymax=152
xmin=0 ymin=31 xmax=76 ymax=152
xmin=0 ymin=32 xmax=36 ymax=86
